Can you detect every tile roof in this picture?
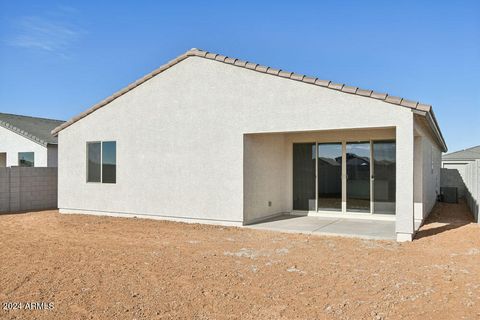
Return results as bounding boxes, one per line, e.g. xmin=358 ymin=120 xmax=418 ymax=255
xmin=0 ymin=112 xmax=65 ymax=146
xmin=442 ymin=145 xmax=480 ymax=160
xmin=51 ymin=48 xmax=447 ymax=151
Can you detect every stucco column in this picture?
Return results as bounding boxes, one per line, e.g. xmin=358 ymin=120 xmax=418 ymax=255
xmin=396 ymin=121 xmax=415 ymax=241
xmin=413 ymin=136 xmax=423 ymax=229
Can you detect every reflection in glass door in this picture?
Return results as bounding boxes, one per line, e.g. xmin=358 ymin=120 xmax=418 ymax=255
xmin=292 ymin=140 xmax=396 ymax=215
xmin=373 ymin=141 xmax=396 ymax=214
xmin=346 ymin=142 xmax=371 ymax=212
xmin=293 ymin=143 xmax=316 ymax=211
xmin=317 ymin=143 xmax=342 ymax=211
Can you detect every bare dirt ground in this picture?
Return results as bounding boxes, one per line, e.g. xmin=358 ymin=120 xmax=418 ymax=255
xmin=0 ymin=201 xmax=479 ymax=320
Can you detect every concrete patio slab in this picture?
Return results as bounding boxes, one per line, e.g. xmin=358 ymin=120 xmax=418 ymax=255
xmin=312 ymin=218 xmax=396 ymax=240
xmin=246 ymin=215 xmax=339 ymax=234
xmin=246 ymin=214 xmax=396 ymax=240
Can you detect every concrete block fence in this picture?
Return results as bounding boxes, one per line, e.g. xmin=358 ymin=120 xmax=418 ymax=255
xmin=442 ymin=159 xmax=480 ymax=222
xmin=0 ymin=167 xmax=57 ymax=213
xmin=464 ymin=160 xmax=480 ymax=222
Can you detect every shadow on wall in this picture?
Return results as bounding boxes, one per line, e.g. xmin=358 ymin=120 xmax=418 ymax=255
xmin=465 ymin=182 xmax=480 ymax=223
xmin=441 ymin=162 xmax=480 ymax=223
xmin=415 ymin=199 xmax=474 ymax=239
xmin=441 ymin=168 xmax=466 ymax=197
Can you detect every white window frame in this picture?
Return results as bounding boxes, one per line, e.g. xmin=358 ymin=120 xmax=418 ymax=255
xmin=86 ymin=141 xmax=116 ymax=184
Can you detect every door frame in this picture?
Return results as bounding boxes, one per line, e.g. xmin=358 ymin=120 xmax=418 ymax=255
xmin=292 ymin=139 xmax=396 ymax=219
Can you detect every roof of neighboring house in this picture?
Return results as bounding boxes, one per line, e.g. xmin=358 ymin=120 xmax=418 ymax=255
xmin=0 ymin=112 xmax=65 ymax=147
xmin=51 ymin=48 xmax=447 ymax=151
xmin=442 ymin=145 xmax=480 ymax=160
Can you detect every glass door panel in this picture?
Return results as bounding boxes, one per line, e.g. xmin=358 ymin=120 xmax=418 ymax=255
xmin=317 ymin=143 xmax=342 ymax=211
xmin=373 ymin=141 xmax=396 ymax=214
xmin=346 ymin=142 xmax=371 ymax=212
xmin=293 ymin=143 xmax=316 ymax=211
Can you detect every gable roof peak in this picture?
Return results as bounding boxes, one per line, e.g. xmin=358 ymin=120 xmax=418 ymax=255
xmin=51 ymin=48 xmax=447 ymax=152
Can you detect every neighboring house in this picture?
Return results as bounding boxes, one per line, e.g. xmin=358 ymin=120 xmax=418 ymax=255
xmin=441 ymin=145 xmax=480 ymax=198
xmin=0 ymin=113 xmax=65 ymax=167
xmin=52 ymin=48 xmax=447 ymax=242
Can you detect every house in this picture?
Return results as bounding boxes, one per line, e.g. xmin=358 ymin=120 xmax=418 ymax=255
xmin=52 ymin=49 xmax=447 ymax=241
xmin=0 ymin=113 xmax=65 ymax=167
xmin=442 ymin=145 xmax=480 ymax=198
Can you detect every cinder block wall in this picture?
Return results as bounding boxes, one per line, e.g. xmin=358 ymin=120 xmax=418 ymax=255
xmin=441 ymin=160 xmax=480 ymax=222
xmin=0 ymin=167 xmax=57 ymax=213
xmin=0 ymin=169 xmax=10 ymax=212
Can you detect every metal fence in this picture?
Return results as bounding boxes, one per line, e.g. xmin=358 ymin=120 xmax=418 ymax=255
xmin=0 ymin=167 xmax=57 ymax=213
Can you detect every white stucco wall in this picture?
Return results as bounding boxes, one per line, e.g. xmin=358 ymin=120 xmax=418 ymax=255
xmin=413 ymin=117 xmax=442 ymax=228
xmin=413 ymin=135 xmax=424 ymax=227
xmin=243 ymin=133 xmax=288 ymax=223
xmin=423 ymin=138 xmax=441 ymax=216
xmin=47 ymin=145 xmax=59 ymax=167
xmin=58 ymin=56 xmax=420 ymax=236
xmin=0 ymin=125 xmax=48 ymax=167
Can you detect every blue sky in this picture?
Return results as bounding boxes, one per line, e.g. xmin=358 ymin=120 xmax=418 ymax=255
xmin=0 ymin=1 xmax=478 ymax=152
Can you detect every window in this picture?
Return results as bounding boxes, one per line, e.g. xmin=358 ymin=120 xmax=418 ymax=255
xmin=87 ymin=143 xmax=101 ymax=182
xmin=102 ymin=141 xmax=116 ymax=183
xmin=18 ymin=152 xmax=34 ymax=167
xmin=87 ymin=141 xmax=116 ymax=183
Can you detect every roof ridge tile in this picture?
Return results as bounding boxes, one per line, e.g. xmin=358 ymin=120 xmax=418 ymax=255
xmin=371 ymin=91 xmax=387 ymax=100
xmin=255 ymin=65 xmax=268 ymax=72
xmin=50 ymin=48 xmax=446 ymax=152
xmin=328 ymin=82 xmax=344 ymax=90
xmin=385 ymin=95 xmax=402 ymax=104
xmin=266 ymin=67 xmax=280 ymax=75
xmin=303 ymin=76 xmax=316 ymax=84
xmin=315 ymin=79 xmax=330 ymax=87
xmin=278 ymin=70 xmax=293 ymax=78
xmin=342 ymin=85 xmax=358 ymax=94
xmin=290 ymin=73 xmax=304 ymax=81
xmin=215 ymin=54 xmax=227 ymax=62
xmin=356 ymin=89 xmax=373 ymax=97
xmin=400 ymin=99 xmax=418 ymax=109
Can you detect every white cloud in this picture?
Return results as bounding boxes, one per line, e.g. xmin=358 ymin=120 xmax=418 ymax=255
xmin=7 ymin=7 xmax=85 ymax=57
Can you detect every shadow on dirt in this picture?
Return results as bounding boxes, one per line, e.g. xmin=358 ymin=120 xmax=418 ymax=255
xmin=415 ymin=199 xmax=474 ymax=240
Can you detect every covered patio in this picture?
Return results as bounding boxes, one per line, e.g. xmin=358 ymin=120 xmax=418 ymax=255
xmin=245 ymin=214 xmax=396 ymax=240
xmin=243 ymin=116 xmax=442 ymax=242
xmin=243 ymin=126 xmax=409 ymax=241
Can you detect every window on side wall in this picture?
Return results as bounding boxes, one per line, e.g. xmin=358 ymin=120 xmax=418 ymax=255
xmin=87 ymin=141 xmax=116 ymax=183
xmin=102 ymin=141 xmax=116 ymax=183
xmin=18 ymin=152 xmax=34 ymax=167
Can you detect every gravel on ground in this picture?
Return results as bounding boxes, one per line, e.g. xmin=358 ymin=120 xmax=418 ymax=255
xmin=0 ymin=201 xmax=479 ymax=319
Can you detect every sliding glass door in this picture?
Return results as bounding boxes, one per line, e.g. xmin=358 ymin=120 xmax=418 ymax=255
xmin=346 ymin=142 xmax=371 ymax=212
xmin=373 ymin=141 xmax=396 ymax=214
xmin=317 ymin=143 xmax=342 ymax=211
xmin=293 ymin=143 xmax=316 ymax=211
xmin=292 ymin=140 xmax=395 ymax=215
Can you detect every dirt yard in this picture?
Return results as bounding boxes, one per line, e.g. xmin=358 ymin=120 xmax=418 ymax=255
xmin=0 ymin=202 xmax=479 ymax=320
